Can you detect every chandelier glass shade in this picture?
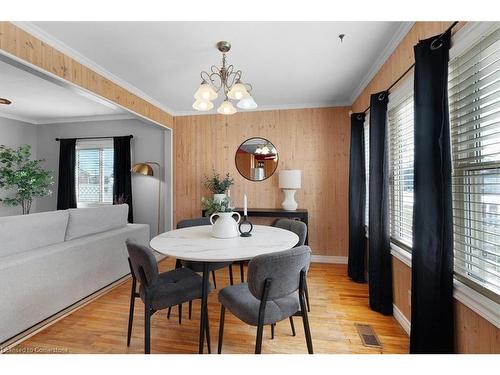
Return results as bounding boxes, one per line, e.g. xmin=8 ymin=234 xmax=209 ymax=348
xmin=236 ymin=96 xmax=258 ymax=110
xmin=194 ymin=83 xmax=218 ymax=101
xmin=227 ymin=83 xmax=250 ymax=100
xmin=192 ymin=99 xmax=214 ymax=111
xmin=217 ymin=100 xmax=237 ymax=115
xmin=193 ymin=41 xmax=257 ymax=115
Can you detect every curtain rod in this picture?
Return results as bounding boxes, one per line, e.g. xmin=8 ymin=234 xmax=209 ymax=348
xmin=55 ymin=135 xmax=133 ymax=141
xmin=361 ymin=21 xmax=459 ymax=114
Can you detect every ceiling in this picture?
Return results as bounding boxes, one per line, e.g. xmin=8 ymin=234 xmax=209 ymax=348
xmin=0 ymin=59 xmax=128 ymax=124
xmin=18 ymin=22 xmax=413 ymax=116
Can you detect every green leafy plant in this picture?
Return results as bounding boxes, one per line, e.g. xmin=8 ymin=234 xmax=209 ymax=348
xmin=203 ymin=169 xmax=234 ymax=194
xmin=0 ymin=145 xmax=54 ymax=214
xmin=201 ymin=196 xmax=232 ymax=216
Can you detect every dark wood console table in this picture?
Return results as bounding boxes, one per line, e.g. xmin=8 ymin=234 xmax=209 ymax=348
xmin=201 ymin=208 xmax=309 ymax=245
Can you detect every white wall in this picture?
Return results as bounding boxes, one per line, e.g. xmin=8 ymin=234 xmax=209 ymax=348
xmin=36 ymin=118 xmax=172 ymax=236
xmin=0 ymin=116 xmax=39 ymax=216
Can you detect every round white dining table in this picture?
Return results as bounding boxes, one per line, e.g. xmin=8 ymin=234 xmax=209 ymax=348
xmin=150 ymin=224 xmax=299 ymax=354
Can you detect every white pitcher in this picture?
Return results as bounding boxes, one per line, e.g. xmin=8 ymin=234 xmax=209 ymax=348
xmin=209 ymin=211 xmax=241 ymax=239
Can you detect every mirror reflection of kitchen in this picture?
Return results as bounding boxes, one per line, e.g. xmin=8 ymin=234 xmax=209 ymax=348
xmin=235 ymin=137 xmax=279 ymax=181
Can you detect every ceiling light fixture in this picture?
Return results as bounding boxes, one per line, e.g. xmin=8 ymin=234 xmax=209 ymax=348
xmin=193 ymin=41 xmax=257 ymax=115
xmin=254 ymin=142 xmax=276 ymax=156
xmin=0 ymin=98 xmax=12 ymax=105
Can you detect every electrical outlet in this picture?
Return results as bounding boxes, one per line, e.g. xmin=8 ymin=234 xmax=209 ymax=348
xmin=408 ymin=290 xmax=411 ymax=308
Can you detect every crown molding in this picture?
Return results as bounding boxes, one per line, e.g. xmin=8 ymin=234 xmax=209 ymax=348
xmin=349 ymin=22 xmax=415 ymax=105
xmin=0 ymin=112 xmax=136 ymax=125
xmin=36 ymin=113 xmax=136 ymax=125
xmin=12 ymin=21 xmax=177 ymax=117
xmin=173 ymin=100 xmax=352 ymax=117
xmin=0 ymin=112 xmax=38 ymax=125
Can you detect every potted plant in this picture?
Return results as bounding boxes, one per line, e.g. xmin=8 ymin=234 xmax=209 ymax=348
xmin=203 ymin=169 xmax=234 ymax=204
xmin=0 ymin=145 xmax=54 ymax=214
xmin=201 ymin=196 xmax=232 ymax=217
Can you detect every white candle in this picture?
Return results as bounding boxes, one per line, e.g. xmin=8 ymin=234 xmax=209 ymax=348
xmin=244 ymin=194 xmax=247 ymax=216
xmin=227 ymin=189 xmax=231 ymax=198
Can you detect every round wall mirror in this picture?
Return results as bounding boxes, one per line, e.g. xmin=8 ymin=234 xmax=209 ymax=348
xmin=235 ymin=137 xmax=279 ymax=181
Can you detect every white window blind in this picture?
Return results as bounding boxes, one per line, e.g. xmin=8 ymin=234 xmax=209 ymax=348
xmin=388 ymin=90 xmax=414 ymax=248
xmin=449 ymin=26 xmax=500 ymax=296
xmin=364 ymin=114 xmax=370 ymax=227
xmin=75 ymin=139 xmax=114 ymax=206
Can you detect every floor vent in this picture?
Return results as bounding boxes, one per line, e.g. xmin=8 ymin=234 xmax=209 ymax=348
xmin=355 ymin=323 xmax=383 ymax=348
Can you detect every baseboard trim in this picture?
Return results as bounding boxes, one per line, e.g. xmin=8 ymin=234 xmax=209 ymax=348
xmin=393 ymin=304 xmax=411 ymax=336
xmin=311 ymin=255 xmax=348 ymax=264
xmin=0 ymin=274 xmax=132 ymax=354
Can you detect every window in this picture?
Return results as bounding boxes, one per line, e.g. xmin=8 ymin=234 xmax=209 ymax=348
xmin=388 ymin=87 xmax=414 ymax=249
xmin=75 ymin=139 xmax=114 ymax=206
xmin=364 ymin=113 xmax=370 ymax=227
xmin=449 ymin=26 xmax=500 ymax=296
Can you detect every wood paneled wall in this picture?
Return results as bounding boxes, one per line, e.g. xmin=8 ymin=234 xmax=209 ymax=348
xmin=392 ymin=258 xmax=500 ymax=353
xmin=172 ymin=107 xmax=351 ymax=257
xmin=0 ymin=22 xmax=173 ymax=128
xmin=392 ymin=257 xmax=412 ymax=319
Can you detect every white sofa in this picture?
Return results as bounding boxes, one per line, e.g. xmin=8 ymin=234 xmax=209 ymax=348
xmin=0 ymin=204 xmax=150 ymax=344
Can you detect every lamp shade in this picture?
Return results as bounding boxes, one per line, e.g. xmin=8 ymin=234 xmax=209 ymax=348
xmin=132 ymin=163 xmax=154 ymax=176
xmin=237 ymin=96 xmax=258 ymax=110
xmin=217 ymin=100 xmax=237 ymax=115
xmin=279 ymin=170 xmax=301 ymax=189
xmin=194 ymin=83 xmax=218 ymax=101
xmin=227 ymin=82 xmax=250 ymax=100
xmin=192 ymin=99 xmax=214 ymax=111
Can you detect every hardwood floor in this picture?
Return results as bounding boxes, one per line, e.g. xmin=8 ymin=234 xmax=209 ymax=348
xmin=9 ymin=259 xmax=409 ymax=354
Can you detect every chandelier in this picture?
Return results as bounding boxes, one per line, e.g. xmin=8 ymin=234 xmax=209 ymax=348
xmin=193 ymin=41 xmax=257 ymax=115
xmin=255 ymin=142 xmax=277 ymax=155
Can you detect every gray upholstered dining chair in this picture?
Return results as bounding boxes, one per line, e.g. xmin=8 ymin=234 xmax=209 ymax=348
xmin=167 ymin=217 xmax=238 ymax=323
xmin=272 ymin=218 xmax=311 ymax=312
xmin=125 ymin=240 xmax=212 ymax=354
xmin=217 ymin=246 xmax=313 ymax=354
xmin=272 ymin=218 xmax=307 ymax=246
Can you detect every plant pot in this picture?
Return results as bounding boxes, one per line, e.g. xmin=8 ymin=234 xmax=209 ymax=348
xmin=209 ymin=211 xmax=241 ymax=238
xmin=213 ymin=193 xmax=227 ymax=204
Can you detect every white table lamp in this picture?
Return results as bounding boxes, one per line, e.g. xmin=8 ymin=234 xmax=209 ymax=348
xmin=279 ymin=170 xmax=301 ymax=211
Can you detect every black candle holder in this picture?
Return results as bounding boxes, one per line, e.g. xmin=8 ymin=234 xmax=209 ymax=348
xmin=239 ymin=215 xmax=253 ymax=237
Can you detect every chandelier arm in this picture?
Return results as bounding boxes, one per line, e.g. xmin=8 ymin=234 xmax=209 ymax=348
xmin=208 ymin=72 xmax=223 ymax=92
xmin=226 ymin=69 xmax=242 ymax=90
xmin=200 ymin=70 xmax=223 ymax=92
xmin=244 ymin=82 xmax=253 ymax=93
xmin=210 ymin=65 xmax=220 ymax=74
xmin=200 ymin=70 xmax=211 ymax=83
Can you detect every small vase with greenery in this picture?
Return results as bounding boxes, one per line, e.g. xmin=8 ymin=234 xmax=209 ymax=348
xmin=201 ymin=196 xmax=232 ymax=217
xmin=204 ymin=169 xmax=234 ymax=194
xmin=0 ymin=145 xmax=54 ymax=214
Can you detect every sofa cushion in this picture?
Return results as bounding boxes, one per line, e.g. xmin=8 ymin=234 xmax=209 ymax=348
xmin=0 ymin=210 xmax=69 ymax=257
xmin=65 ymin=204 xmax=129 ymax=241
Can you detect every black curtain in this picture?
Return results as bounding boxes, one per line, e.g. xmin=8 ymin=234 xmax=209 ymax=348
xmin=56 ymin=138 xmax=77 ymax=210
xmin=348 ymin=112 xmax=367 ymax=283
xmin=411 ymin=31 xmax=454 ymax=354
xmin=368 ymin=90 xmax=393 ymax=315
xmin=113 ymin=136 xmax=133 ymax=223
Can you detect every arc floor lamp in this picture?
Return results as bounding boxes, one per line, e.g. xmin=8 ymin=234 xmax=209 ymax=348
xmin=131 ymin=162 xmax=161 ymax=235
